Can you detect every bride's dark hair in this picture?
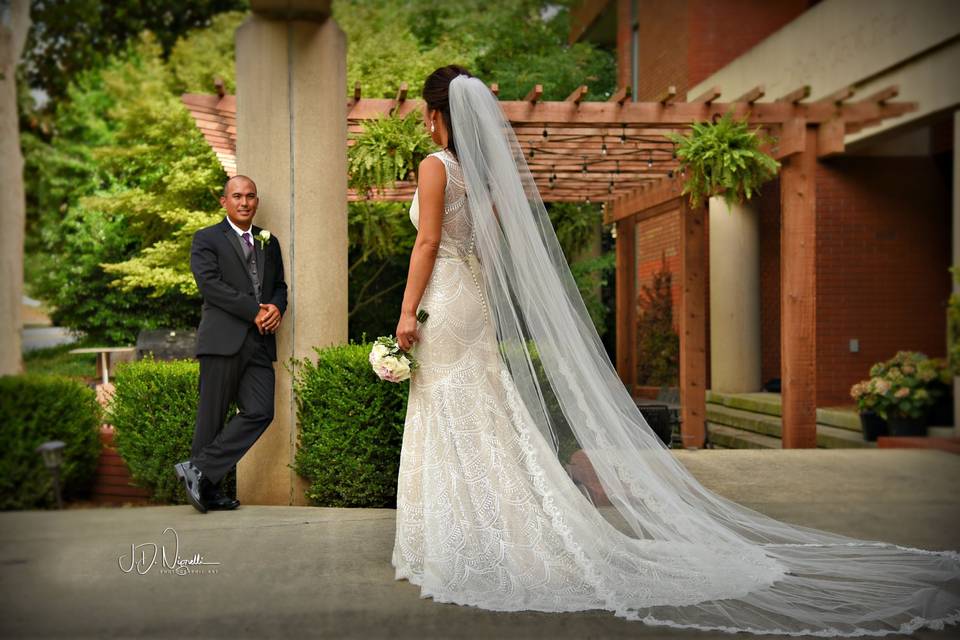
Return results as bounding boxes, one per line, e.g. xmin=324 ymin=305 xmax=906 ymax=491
xmin=423 ymin=65 xmax=472 ymax=156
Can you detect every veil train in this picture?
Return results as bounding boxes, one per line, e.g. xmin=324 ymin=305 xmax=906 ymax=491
xmin=447 ymin=74 xmax=960 ymax=637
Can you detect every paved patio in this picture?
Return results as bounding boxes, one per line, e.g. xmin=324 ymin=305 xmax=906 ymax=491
xmin=1 ymin=449 xmax=958 ymax=639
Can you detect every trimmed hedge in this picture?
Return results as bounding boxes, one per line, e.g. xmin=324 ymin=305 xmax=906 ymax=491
xmin=109 ymin=358 xmax=236 ymax=504
xmin=0 ymin=375 xmax=101 ymax=510
xmin=293 ymin=343 xmax=408 ymax=507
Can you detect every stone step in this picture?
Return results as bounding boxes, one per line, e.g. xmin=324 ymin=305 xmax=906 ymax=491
xmin=706 ymin=423 xmax=782 ymax=449
xmin=706 ymin=403 xmax=875 ymax=448
xmin=706 ymin=391 xmax=862 ymax=432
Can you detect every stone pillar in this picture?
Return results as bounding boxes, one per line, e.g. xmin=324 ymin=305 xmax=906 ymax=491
xmin=0 ymin=1 xmax=29 ymax=376
xmin=708 ymin=196 xmax=762 ymax=393
xmin=234 ymin=8 xmax=347 ymax=505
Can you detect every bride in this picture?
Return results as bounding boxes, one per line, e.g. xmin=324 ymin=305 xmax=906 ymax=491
xmin=391 ymin=65 xmax=960 ymax=636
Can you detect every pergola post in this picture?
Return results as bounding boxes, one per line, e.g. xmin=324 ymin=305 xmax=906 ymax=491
xmin=615 ymin=216 xmax=637 ymax=390
xmin=679 ymin=198 xmax=707 ymax=448
xmin=779 ymin=123 xmax=818 ymax=448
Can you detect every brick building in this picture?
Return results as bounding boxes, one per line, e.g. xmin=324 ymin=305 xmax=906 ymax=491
xmin=572 ymin=0 xmax=958 ymax=419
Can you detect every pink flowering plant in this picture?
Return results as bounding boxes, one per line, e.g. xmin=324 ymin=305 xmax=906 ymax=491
xmin=850 ymin=351 xmax=950 ymax=420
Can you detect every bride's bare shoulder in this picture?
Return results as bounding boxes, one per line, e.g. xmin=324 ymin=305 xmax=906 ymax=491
xmin=418 ymin=154 xmax=447 ymax=196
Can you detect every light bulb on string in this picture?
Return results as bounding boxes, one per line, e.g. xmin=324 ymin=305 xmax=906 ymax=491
xmin=581 ymin=157 xmax=588 ymax=174
xmin=542 ymin=127 xmax=549 ymax=139
xmin=601 ymin=142 xmax=607 ymax=156
xmin=619 ymin=124 xmax=626 ymax=144
xmin=647 ymin=151 xmax=653 ymax=169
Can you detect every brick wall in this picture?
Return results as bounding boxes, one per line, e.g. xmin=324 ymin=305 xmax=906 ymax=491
xmin=634 ymin=207 xmax=712 ymax=388
xmin=814 ymin=156 xmax=951 ymax=406
xmin=687 ymin=0 xmax=809 ymax=91
xmin=757 ymin=179 xmax=782 ymax=388
xmin=632 ymin=0 xmax=808 ymax=101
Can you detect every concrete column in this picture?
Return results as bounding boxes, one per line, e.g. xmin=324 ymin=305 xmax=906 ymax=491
xmin=235 ymin=11 xmax=348 ymax=505
xmin=708 ymin=196 xmax=762 ymax=392
xmin=954 ymin=110 xmax=959 ymax=436
xmin=0 ymin=1 xmax=29 ymax=376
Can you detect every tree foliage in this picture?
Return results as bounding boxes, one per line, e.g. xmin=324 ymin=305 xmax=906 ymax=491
xmin=27 ymin=34 xmax=226 ymax=343
xmin=21 ymin=0 xmax=248 ymax=102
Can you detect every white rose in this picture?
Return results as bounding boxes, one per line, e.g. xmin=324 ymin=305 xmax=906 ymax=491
xmin=383 ymin=356 xmax=411 ymax=381
xmin=370 ymin=343 xmax=390 ymax=361
xmin=258 ymin=230 xmax=271 ymax=242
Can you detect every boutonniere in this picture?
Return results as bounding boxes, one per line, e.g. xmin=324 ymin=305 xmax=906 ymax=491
xmin=255 ymin=229 xmax=271 ymax=250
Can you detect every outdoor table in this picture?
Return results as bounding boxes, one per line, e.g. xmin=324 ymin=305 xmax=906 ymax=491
xmin=68 ymin=346 xmax=136 ymax=385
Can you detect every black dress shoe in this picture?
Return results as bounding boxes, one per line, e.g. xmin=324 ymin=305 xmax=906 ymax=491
xmin=174 ymin=461 xmax=208 ymax=514
xmin=204 ymin=486 xmax=240 ymax=511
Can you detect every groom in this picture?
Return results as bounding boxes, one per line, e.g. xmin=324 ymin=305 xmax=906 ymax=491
xmin=174 ymin=175 xmax=288 ymax=514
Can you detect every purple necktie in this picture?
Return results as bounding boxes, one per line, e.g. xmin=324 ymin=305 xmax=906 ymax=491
xmin=241 ymin=232 xmax=253 ymax=249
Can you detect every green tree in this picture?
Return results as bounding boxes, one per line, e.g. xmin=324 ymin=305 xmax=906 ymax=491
xmin=21 ymin=0 xmax=248 ymax=102
xmin=28 ymin=34 xmax=226 ymax=343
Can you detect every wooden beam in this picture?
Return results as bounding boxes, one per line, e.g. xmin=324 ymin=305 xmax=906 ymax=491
xmin=346 ymin=96 xmax=920 ymax=126
xmin=690 ymin=86 xmax=721 ymax=104
xmin=607 ymin=174 xmax=685 ymax=223
xmin=817 ymin=118 xmax=845 ymax=158
xmin=525 ymin=84 xmax=543 ymax=103
xmin=679 ymin=197 xmax=707 ymax=449
xmin=779 ymin=125 xmax=818 ymax=448
xmin=565 ymin=85 xmax=588 ymax=104
xmin=489 ymin=82 xmax=499 ymax=97
xmin=608 ymin=85 xmax=631 ymax=105
xmin=655 ymin=85 xmax=678 ymax=104
xmin=735 ymin=85 xmax=765 ymax=104
xmin=775 ymin=118 xmax=807 ymax=158
xmin=353 ymin=82 xmax=361 ymax=102
xmin=776 ymin=85 xmax=810 ymax=104
xmin=819 ymin=86 xmax=855 ymax=105
xmin=615 ymin=217 xmax=637 ymax=391
xmin=862 ymin=84 xmax=898 ymax=104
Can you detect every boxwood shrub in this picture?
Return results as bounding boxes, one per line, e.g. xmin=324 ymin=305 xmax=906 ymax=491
xmin=293 ymin=343 xmax=407 ymax=507
xmin=109 ymin=358 xmax=236 ymax=504
xmin=0 ymin=375 xmax=101 ymax=509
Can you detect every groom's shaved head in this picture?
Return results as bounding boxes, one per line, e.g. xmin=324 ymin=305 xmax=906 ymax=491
xmin=223 ymin=174 xmax=257 ymax=196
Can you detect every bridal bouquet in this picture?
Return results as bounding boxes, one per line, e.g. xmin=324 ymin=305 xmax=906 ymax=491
xmin=369 ymin=310 xmax=429 ymax=383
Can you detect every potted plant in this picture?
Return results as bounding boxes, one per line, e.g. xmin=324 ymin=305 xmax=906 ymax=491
xmin=849 ymin=379 xmax=888 ymax=441
xmin=868 ymin=352 xmax=947 ymax=436
xmin=667 ymin=111 xmax=780 ymax=208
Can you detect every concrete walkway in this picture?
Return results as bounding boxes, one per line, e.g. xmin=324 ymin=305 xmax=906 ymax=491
xmin=2 ymin=449 xmax=958 ymax=639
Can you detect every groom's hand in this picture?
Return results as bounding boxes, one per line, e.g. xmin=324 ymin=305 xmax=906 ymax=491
xmin=257 ymin=304 xmax=282 ymax=334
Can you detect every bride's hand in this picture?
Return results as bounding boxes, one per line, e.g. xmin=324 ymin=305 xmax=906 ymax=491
xmin=396 ymin=312 xmax=419 ymax=351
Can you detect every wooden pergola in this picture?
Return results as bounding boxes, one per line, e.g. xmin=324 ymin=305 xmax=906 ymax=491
xmin=183 ymin=81 xmax=914 ymax=448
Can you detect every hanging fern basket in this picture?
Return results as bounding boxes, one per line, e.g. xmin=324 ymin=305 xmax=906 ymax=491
xmin=667 ymin=112 xmax=781 ymax=209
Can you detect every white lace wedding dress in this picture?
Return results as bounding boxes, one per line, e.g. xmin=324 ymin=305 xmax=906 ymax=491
xmin=391 ymin=148 xmax=960 ymax=635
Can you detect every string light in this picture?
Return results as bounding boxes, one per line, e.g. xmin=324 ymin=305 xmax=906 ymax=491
xmin=667 ymin=170 xmax=674 ymax=178
xmin=601 ymin=142 xmax=607 ymax=156
xmin=542 ymin=127 xmax=549 ymax=139
xmin=615 ymin=160 xmax=620 ymax=174
xmin=619 ymin=124 xmax=626 ymax=144
xmin=608 ymin=180 xmax=614 ymax=194
xmin=581 ymin=157 xmax=588 ymax=174
xmin=647 ymin=151 xmax=653 ymax=169
xmin=529 ymin=146 xmax=535 ymax=160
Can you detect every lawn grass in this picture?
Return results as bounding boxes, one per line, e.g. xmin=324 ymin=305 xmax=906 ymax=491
xmin=23 ymin=341 xmax=98 ymax=381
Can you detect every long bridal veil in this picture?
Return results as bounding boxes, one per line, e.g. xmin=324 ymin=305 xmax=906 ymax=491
xmin=447 ymin=74 xmax=960 ymax=636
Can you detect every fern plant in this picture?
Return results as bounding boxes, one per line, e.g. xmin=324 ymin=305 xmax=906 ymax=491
xmin=667 ymin=112 xmax=780 ymax=208
xmin=348 ymin=110 xmax=436 ymax=194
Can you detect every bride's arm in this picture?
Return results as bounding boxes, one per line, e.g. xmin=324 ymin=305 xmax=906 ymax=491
xmin=396 ymin=155 xmax=445 ymax=351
